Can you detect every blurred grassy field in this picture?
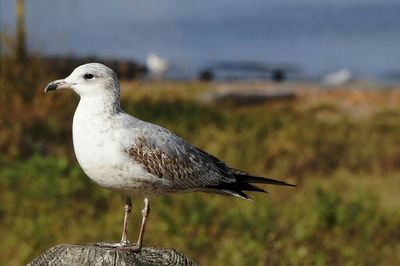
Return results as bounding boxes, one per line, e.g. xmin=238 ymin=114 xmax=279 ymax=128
xmin=1 ymin=57 xmax=400 ymax=265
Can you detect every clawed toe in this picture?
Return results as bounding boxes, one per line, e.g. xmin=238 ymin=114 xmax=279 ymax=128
xmin=115 ymin=245 xmax=142 ymax=252
xmin=95 ymin=242 xmax=125 ymax=248
xmin=94 ymin=242 xmax=141 ymax=252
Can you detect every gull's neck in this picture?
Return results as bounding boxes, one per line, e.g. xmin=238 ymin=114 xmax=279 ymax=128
xmin=76 ymin=93 xmax=122 ymax=118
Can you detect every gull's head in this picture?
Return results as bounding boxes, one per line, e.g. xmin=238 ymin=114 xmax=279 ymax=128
xmin=44 ymin=63 xmax=119 ymax=97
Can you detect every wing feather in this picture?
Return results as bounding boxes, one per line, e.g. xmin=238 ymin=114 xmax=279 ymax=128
xmin=124 ymin=122 xmax=293 ymax=197
xmin=125 ymin=125 xmax=234 ymax=191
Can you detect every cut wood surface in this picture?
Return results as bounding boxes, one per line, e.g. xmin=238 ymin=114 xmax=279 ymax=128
xmin=28 ymin=244 xmax=197 ymax=266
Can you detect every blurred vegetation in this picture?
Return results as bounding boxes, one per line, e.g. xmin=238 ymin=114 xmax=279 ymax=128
xmin=1 ymin=47 xmax=400 ymax=265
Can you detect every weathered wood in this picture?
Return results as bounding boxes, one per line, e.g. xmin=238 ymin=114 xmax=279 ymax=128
xmin=28 ymin=244 xmax=197 ymax=266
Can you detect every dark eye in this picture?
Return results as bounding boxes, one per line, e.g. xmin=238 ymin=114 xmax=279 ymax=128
xmin=84 ymin=73 xmax=94 ymax=80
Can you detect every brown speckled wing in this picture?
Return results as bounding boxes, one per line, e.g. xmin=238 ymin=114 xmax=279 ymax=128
xmin=126 ymin=137 xmax=234 ymax=191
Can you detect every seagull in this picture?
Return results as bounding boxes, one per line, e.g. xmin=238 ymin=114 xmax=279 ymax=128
xmin=146 ymin=53 xmax=169 ymax=78
xmin=322 ymin=68 xmax=352 ymax=86
xmin=44 ymin=63 xmax=294 ymax=252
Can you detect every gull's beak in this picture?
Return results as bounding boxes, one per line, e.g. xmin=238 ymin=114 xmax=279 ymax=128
xmin=44 ymin=79 xmax=74 ymax=92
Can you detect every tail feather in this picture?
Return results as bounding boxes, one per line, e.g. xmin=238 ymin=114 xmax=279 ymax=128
xmin=223 ymin=190 xmax=254 ymax=201
xmin=238 ymin=175 xmax=295 ymax=187
xmin=231 ymin=168 xmax=296 ymax=187
xmin=238 ymin=182 xmax=268 ymax=193
xmin=210 ymin=189 xmax=253 ymax=201
xmin=206 ymin=169 xmax=294 ymax=200
xmin=208 ymin=180 xmax=268 ymax=193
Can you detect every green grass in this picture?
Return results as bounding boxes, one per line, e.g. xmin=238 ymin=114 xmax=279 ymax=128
xmin=1 ymin=156 xmax=399 ymax=265
xmin=1 ymin=56 xmax=400 ymax=265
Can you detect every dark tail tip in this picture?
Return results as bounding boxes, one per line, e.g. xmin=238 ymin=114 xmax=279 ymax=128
xmin=238 ymin=175 xmax=296 ymax=187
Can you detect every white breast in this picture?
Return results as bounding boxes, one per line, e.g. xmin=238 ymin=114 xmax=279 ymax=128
xmin=72 ymin=101 xmax=170 ymax=195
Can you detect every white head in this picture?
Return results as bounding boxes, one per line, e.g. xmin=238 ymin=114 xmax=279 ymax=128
xmin=45 ymin=63 xmax=120 ymax=98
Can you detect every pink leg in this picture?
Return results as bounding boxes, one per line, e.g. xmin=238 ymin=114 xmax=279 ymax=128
xmin=116 ymin=197 xmax=150 ymax=252
xmin=120 ymin=196 xmax=132 ymax=245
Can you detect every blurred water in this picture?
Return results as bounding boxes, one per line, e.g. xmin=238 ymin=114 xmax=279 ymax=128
xmin=2 ymin=0 xmax=400 ymax=79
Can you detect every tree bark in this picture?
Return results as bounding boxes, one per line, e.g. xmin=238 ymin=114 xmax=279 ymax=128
xmin=28 ymin=244 xmax=198 ymax=266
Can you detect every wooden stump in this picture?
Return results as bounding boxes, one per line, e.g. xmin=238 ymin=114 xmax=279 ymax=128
xmin=28 ymin=244 xmax=197 ymax=266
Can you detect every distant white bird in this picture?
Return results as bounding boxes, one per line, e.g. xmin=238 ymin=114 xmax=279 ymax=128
xmin=44 ymin=63 xmax=294 ymax=252
xmin=322 ymin=68 xmax=352 ymax=86
xmin=146 ymin=53 xmax=169 ymax=77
